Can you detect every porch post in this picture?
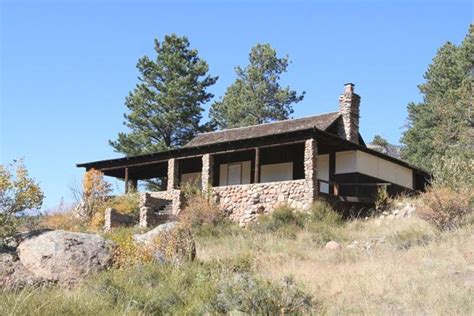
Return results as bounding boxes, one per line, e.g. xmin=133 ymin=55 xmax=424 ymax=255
xmin=329 ymin=151 xmax=336 ymax=195
xmin=304 ymin=138 xmax=318 ymax=204
xmin=202 ymin=154 xmax=213 ymax=191
xmin=124 ymin=167 xmax=129 ymax=194
xmin=254 ymin=147 xmax=260 ymax=183
xmin=167 ymin=158 xmax=178 ymax=190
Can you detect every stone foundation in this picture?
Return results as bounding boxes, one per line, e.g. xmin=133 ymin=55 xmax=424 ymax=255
xmin=213 ymin=179 xmax=312 ymax=226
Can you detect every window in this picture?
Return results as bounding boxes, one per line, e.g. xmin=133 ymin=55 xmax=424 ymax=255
xmin=227 ymin=163 xmax=242 ymax=185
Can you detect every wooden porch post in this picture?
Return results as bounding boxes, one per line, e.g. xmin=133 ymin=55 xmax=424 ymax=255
xmin=124 ymin=167 xmax=129 ymax=194
xmin=329 ymin=151 xmax=336 ymax=195
xmin=254 ymin=147 xmax=260 ymax=183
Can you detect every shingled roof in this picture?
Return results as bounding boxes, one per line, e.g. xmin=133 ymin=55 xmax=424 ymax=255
xmin=184 ymin=111 xmax=341 ymax=148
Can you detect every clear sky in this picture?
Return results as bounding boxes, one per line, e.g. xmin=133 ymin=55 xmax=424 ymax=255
xmin=1 ymin=0 xmax=472 ymax=211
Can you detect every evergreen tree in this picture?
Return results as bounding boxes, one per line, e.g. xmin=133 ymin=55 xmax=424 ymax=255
xmin=110 ymin=34 xmax=218 ymax=156
xmin=401 ymin=25 xmax=473 ymax=170
xmin=209 ymin=44 xmax=304 ymax=129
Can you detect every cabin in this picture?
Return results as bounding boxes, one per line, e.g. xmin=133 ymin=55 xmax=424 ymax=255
xmin=77 ymin=83 xmax=430 ymax=226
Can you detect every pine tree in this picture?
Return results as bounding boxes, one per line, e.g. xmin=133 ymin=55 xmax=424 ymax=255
xmin=110 ymin=34 xmax=218 ymax=156
xmin=209 ymin=44 xmax=304 ymax=129
xmin=401 ymin=25 xmax=473 ymax=170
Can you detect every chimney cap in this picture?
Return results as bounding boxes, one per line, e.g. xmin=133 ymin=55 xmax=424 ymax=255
xmin=343 ymin=82 xmax=355 ymax=93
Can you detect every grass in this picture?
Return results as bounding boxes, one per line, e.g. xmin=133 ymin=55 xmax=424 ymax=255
xmin=197 ymin=215 xmax=473 ymax=315
xmin=2 ymin=202 xmax=473 ymax=315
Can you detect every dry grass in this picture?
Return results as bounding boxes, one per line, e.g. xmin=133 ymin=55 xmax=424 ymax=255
xmin=38 ymin=211 xmax=86 ymax=232
xmin=197 ymin=216 xmax=474 ymax=315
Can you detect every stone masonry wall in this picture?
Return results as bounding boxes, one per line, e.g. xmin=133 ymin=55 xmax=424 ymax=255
xmin=213 ymin=180 xmax=312 ymax=226
xmin=103 ymin=208 xmax=135 ymax=231
xmin=304 ymin=138 xmax=318 ymax=201
xmin=338 ymin=83 xmax=360 ymax=144
xmin=201 ymin=154 xmax=213 ymax=192
xmin=138 ymin=190 xmax=182 ymax=227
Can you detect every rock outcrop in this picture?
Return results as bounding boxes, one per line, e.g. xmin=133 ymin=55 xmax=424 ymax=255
xmin=17 ymin=230 xmax=115 ymax=284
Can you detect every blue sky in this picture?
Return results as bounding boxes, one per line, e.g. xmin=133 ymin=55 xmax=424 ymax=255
xmin=1 ymin=0 xmax=472 ymax=211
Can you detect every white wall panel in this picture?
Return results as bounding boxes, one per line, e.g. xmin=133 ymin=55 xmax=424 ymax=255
xmin=261 ymin=162 xmax=293 ymax=183
xmin=218 ymin=161 xmax=251 ymax=186
xmin=335 ymin=151 xmax=357 ymax=174
xmin=335 ymin=150 xmax=413 ymax=189
xmin=317 ymin=154 xmax=329 ymax=193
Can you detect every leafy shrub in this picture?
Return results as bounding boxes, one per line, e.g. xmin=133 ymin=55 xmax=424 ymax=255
xmin=106 ymin=193 xmax=140 ymax=215
xmin=179 ymin=193 xmax=226 ymax=229
xmin=90 ymin=193 xmax=140 ymax=230
xmin=418 ymin=186 xmax=473 ymax=231
xmin=374 ymin=185 xmax=393 ymax=212
xmin=105 ymin=227 xmax=152 ymax=267
xmin=73 ymin=169 xmax=112 ymax=221
xmin=152 ymin=223 xmax=196 ymax=263
xmin=0 ymin=160 xmax=44 ymax=242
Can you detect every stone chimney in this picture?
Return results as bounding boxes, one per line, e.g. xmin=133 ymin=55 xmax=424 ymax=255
xmin=338 ymin=83 xmax=360 ymax=144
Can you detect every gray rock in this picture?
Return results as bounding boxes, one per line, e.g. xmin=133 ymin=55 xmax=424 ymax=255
xmin=17 ymin=230 xmax=115 ymax=284
xmin=0 ymin=251 xmax=45 ymax=289
xmin=133 ymin=221 xmax=178 ymax=245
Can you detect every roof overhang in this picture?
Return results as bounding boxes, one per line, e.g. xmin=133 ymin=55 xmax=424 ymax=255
xmin=77 ymin=127 xmax=430 ymax=178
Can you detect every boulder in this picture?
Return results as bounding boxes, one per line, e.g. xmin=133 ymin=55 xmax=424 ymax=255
xmin=133 ymin=221 xmax=178 ymax=245
xmin=0 ymin=251 xmax=45 ymax=289
xmin=325 ymin=241 xmax=341 ymax=251
xmin=17 ymin=230 xmax=115 ymax=284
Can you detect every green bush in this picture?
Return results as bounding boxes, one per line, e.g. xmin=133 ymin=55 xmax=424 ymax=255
xmin=253 ymin=205 xmax=306 ymax=233
xmin=308 ymin=200 xmax=343 ymax=226
xmin=213 ymin=272 xmax=314 ymax=314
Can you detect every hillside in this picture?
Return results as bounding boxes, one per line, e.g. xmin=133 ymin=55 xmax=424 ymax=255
xmin=1 ymin=196 xmax=473 ymax=315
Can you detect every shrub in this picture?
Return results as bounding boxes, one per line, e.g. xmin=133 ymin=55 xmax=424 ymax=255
xmin=73 ymin=169 xmax=112 ymax=221
xmin=0 ymin=160 xmax=44 ymax=243
xmin=152 ymin=223 xmax=196 ymax=263
xmin=179 ymin=193 xmax=225 ymax=229
xmin=89 ymin=193 xmax=140 ymax=230
xmin=432 ymin=154 xmax=474 ymax=190
xmin=374 ymin=185 xmax=393 ymax=213
xmin=254 ymin=205 xmax=306 ymax=232
xmin=308 ymin=200 xmax=343 ymax=226
xmin=213 ymin=272 xmax=314 ymax=314
xmin=105 ymin=227 xmax=152 ymax=267
xmin=418 ymin=186 xmax=473 ymax=231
